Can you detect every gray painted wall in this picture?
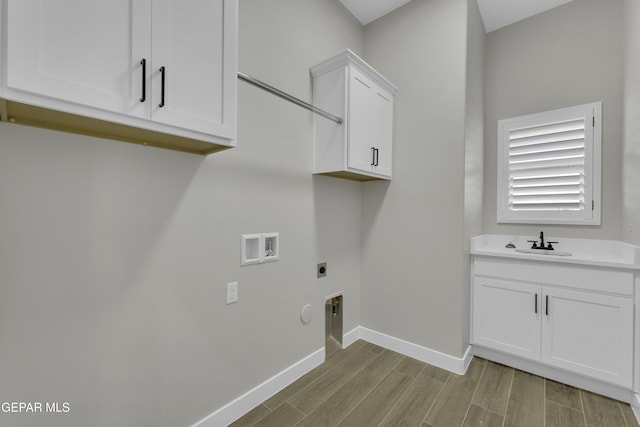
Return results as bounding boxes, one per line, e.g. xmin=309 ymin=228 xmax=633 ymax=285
xmin=360 ymin=0 xmax=474 ymax=358
xmin=623 ymin=0 xmax=640 ymax=245
xmin=483 ymin=0 xmax=625 ymax=239
xmin=0 ymin=1 xmax=364 ymax=426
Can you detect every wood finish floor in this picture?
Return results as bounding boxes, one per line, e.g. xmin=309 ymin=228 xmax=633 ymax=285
xmin=230 ymin=340 xmax=639 ymax=427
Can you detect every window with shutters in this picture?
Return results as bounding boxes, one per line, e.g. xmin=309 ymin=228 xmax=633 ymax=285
xmin=497 ymin=102 xmax=601 ymax=225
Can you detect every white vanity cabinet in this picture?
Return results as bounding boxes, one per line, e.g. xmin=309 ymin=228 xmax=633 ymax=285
xmin=311 ymin=49 xmax=396 ymax=181
xmin=0 ymin=0 xmax=237 ymax=154
xmin=472 ymin=257 xmax=634 ymax=388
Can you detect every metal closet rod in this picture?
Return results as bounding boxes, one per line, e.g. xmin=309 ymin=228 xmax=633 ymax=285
xmin=238 ymin=71 xmax=343 ymax=125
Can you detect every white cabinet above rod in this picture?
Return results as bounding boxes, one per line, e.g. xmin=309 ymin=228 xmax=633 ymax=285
xmin=311 ymin=49 xmax=397 ymax=181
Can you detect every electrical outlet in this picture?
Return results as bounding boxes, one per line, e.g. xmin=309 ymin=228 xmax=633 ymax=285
xmin=226 ymin=282 xmax=238 ymax=304
xmin=317 ymin=262 xmax=327 ymax=278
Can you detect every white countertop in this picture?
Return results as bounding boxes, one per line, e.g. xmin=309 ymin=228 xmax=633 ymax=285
xmin=471 ymin=234 xmax=640 ymax=270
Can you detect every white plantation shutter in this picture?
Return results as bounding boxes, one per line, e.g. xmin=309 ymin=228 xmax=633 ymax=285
xmin=497 ymin=102 xmax=601 ymax=225
xmin=509 ymin=119 xmax=586 ymax=211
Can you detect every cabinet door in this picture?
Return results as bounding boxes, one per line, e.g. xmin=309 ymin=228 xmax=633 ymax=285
xmin=348 ymin=69 xmax=393 ymax=177
xmin=347 ymin=67 xmax=377 ymax=174
xmin=472 ymin=278 xmax=541 ymax=360
xmin=347 ymin=67 xmax=393 ymax=177
xmin=371 ymin=88 xmax=393 ymax=177
xmin=150 ymin=0 xmax=236 ymax=138
xmin=541 ymin=288 xmax=633 ymax=387
xmin=6 ymin=0 xmax=150 ymax=119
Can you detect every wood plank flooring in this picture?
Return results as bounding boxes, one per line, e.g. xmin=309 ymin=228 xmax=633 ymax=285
xmin=230 ymin=340 xmax=640 ymax=427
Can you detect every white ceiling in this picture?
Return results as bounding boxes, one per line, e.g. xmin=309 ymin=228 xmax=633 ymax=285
xmin=339 ymin=0 xmax=576 ymax=32
xmin=476 ymin=0 xmax=575 ymax=32
xmin=338 ymin=0 xmax=413 ymax=26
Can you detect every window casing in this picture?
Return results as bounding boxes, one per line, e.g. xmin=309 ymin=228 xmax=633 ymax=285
xmin=497 ymin=102 xmax=601 ymax=225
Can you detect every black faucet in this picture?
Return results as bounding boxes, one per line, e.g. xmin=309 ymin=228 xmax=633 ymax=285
xmin=528 ymin=231 xmax=557 ymax=250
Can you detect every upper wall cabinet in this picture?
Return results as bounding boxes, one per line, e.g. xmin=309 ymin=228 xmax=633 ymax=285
xmin=311 ymin=49 xmax=397 ymax=181
xmin=0 ymin=0 xmax=237 ymax=155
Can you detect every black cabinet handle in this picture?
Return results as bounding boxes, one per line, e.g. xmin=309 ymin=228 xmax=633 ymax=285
xmin=545 ymin=295 xmax=549 ymax=316
xmin=534 ymin=294 xmax=538 ymax=314
xmin=159 ymin=66 xmax=166 ymax=108
xmin=374 ymin=148 xmax=379 ymax=166
xmin=139 ymin=59 xmax=146 ymax=102
xmin=371 ymin=147 xmax=376 ymax=166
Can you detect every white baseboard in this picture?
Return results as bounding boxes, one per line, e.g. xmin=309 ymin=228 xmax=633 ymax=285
xmin=355 ymin=326 xmax=472 ymax=375
xmin=343 ymin=326 xmax=361 ymax=348
xmin=192 ymin=348 xmax=325 ymax=427
xmin=194 ymin=326 xmax=472 ymax=426
xmin=632 ymin=393 xmax=640 ymax=424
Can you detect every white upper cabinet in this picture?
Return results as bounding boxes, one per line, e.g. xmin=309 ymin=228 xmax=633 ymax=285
xmin=0 ymin=0 xmax=237 ymax=154
xmin=311 ymin=49 xmax=396 ymax=181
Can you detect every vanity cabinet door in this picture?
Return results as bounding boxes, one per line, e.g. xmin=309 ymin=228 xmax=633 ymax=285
xmin=5 ymin=0 xmax=150 ymax=119
xmin=472 ymin=278 xmax=541 ymax=360
xmin=541 ymin=288 xmax=633 ymax=387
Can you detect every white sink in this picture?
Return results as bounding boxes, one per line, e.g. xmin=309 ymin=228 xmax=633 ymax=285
xmin=515 ymin=248 xmax=572 ymax=256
